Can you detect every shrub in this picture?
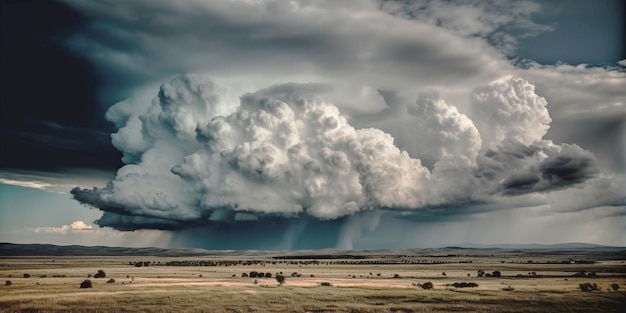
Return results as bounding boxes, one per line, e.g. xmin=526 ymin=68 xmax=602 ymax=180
xmin=23 ymin=274 xmax=30 ymax=278
xmin=611 ymin=283 xmax=620 ymax=291
xmin=249 ymin=271 xmax=259 ymax=278
xmin=258 ymin=272 xmax=265 ymax=278
xmin=492 ymin=271 xmax=501 ymax=277
xmin=265 ymin=273 xmax=272 ymax=278
xmin=579 ymin=282 xmax=600 ymax=292
xmin=275 ymin=274 xmax=285 ymax=285
xmin=291 ymin=272 xmax=299 ymax=277
xmin=421 ymin=282 xmax=434 ymax=290
xmin=5 ymin=281 xmax=12 ymax=286
xmin=502 ymin=286 xmax=515 ymax=291
xmin=452 ymin=282 xmax=478 ymax=288
xmin=242 ymin=273 xmax=249 ymax=277
xmin=393 ymin=274 xmax=400 ymax=278
xmin=320 ymin=282 xmax=333 ymax=286
xmin=94 ymin=270 xmax=106 ymax=278
xmin=477 ymin=270 xmax=484 ymax=277
xmin=441 ymin=272 xmax=446 ymax=276
xmin=106 ymin=279 xmax=115 ymax=284
xmin=80 ymin=280 xmax=93 ymax=288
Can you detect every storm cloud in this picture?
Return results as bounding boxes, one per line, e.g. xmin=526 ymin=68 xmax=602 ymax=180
xmin=72 ymin=75 xmax=606 ymax=236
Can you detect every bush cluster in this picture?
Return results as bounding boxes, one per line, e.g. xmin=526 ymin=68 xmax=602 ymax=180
xmin=94 ymin=270 xmax=106 ymax=278
xmin=579 ymin=282 xmax=600 ymax=292
xmin=80 ymin=280 xmax=93 ymax=288
xmin=411 ymin=281 xmax=435 ymax=289
xmin=450 ymin=282 xmax=478 ymax=288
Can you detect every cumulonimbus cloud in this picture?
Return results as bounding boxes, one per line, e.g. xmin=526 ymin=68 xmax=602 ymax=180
xmin=71 ymin=74 xmax=604 ymax=231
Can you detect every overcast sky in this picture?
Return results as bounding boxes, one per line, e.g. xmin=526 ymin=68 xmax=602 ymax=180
xmin=0 ymin=0 xmax=624 ymax=249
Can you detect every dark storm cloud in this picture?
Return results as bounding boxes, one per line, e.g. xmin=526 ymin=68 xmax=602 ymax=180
xmin=477 ymin=140 xmax=599 ymax=196
xmin=59 ymin=0 xmax=509 ymax=94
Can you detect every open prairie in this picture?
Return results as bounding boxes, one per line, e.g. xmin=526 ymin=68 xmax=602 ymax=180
xmin=1 ymin=248 xmax=625 ymax=312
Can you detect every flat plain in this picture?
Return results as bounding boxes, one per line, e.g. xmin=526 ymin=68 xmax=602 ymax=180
xmin=1 ymin=246 xmax=625 ymax=312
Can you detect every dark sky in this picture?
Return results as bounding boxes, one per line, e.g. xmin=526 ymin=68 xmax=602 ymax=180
xmin=0 ymin=0 xmax=122 ymax=172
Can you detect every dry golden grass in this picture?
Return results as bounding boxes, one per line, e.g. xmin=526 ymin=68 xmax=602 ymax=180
xmin=1 ymin=255 xmax=625 ymax=312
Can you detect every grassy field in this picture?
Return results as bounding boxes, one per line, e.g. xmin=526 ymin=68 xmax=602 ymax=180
xmin=1 ymin=254 xmax=625 ymax=312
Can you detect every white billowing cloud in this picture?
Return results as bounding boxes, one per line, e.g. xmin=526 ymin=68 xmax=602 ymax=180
xmin=470 ymin=75 xmax=551 ymax=148
xmin=408 ymin=94 xmax=482 ymax=165
xmin=355 ymin=91 xmax=481 ymax=168
xmin=70 ymin=74 xmax=608 ymax=233
xmin=34 ymin=221 xmax=93 ymax=234
xmin=187 ymin=89 xmax=431 ymax=219
xmin=82 ymin=79 xmax=432 ymax=223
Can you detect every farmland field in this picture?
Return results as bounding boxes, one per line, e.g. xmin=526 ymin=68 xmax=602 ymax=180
xmin=1 ymin=247 xmax=625 ymax=312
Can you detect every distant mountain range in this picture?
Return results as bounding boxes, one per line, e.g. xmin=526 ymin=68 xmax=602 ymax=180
xmin=1 ymin=242 xmax=624 ymax=257
xmin=446 ymin=242 xmax=626 ymax=250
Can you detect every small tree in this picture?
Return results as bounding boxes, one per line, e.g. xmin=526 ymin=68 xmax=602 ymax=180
xmin=80 ymin=280 xmax=93 ymax=288
xmin=23 ymin=274 xmax=30 ymax=278
xmin=422 ymin=282 xmax=434 ymax=290
xmin=94 ymin=270 xmax=106 ymax=278
xmin=5 ymin=281 xmax=12 ymax=286
xmin=492 ymin=271 xmax=501 ymax=277
xmin=275 ymin=274 xmax=285 ymax=285
xmin=477 ymin=270 xmax=484 ymax=277
xmin=106 ymin=279 xmax=115 ymax=284
xmin=611 ymin=283 xmax=620 ymax=291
